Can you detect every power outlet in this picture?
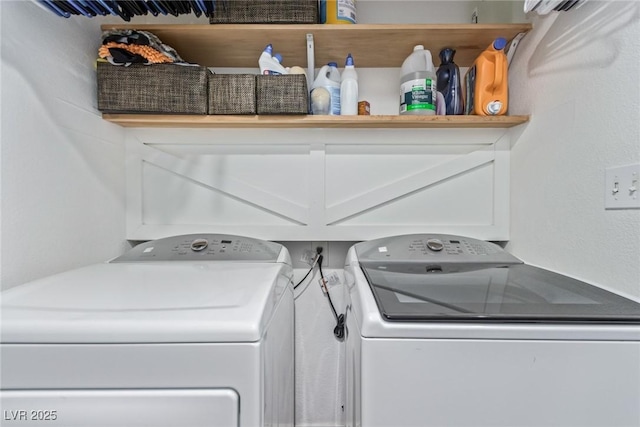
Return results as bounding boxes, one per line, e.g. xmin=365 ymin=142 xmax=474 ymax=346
xmin=312 ymin=241 xmax=328 ymax=267
xmin=605 ymin=164 xmax=640 ymax=209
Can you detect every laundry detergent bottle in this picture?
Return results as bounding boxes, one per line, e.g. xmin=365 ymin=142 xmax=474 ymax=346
xmin=258 ymin=44 xmax=288 ymax=75
xmin=400 ymin=45 xmax=436 ymax=115
xmin=464 ymin=37 xmax=508 ymax=115
xmin=320 ymin=0 xmax=356 ymax=24
xmin=436 ymin=48 xmax=464 ymax=115
xmin=340 ymin=54 xmax=358 ymax=115
xmin=311 ymin=63 xmax=341 ymax=115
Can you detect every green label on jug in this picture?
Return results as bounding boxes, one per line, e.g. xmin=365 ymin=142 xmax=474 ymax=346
xmin=400 ymin=78 xmax=436 ymax=113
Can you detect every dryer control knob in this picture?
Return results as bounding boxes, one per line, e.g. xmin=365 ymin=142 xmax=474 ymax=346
xmin=190 ymin=238 xmax=209 ymax=252
xmin=426 ymin=238 xmax=444 ymax=252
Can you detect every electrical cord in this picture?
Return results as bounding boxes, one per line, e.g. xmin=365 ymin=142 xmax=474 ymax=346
xmin=317 ymin=252 xmax=345 ymax=341
xmin=293 ymin=253 xmax=319 ymax=290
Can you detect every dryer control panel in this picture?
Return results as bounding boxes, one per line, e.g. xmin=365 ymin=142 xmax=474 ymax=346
xmin=111 ymin=234 xmax=283 ymax=262
xmin=355 ymin=234 xmax=522 ymax=264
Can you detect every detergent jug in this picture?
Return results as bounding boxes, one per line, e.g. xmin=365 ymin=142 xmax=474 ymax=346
xmin=311 ymin=63 xmax=341 ymax=115
xmin=320 ymin=0 xmax=356 ymax=24
xmin=464 ymin=37 xmax=509 ymax=115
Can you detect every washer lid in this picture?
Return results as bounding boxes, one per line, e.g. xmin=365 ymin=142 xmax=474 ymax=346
xmin=1 ymin=261 xmax=292 ymax=343
xmin=361 ymin=263 xmax=640 ymax=324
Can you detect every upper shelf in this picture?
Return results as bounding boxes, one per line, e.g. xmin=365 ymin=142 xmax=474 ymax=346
xmin=103 ymin=114 xmax=529 ymax=129
xmin=100 ymin=23 xmax=532 ymax=68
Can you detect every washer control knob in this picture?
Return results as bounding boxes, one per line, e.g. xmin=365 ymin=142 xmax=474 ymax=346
xmin=426 ymin=238 xmax=444 ymax=252
xmin=190 ymin=238 xmax=209 ymax=252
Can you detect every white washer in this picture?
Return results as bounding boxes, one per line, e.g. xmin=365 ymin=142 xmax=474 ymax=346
xmin=344 ymin=234 xmax=640 ymax=427
xmin=1 ymin=234 xmax=294 ymax=427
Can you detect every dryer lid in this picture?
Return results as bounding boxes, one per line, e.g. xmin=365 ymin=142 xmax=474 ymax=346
xmin=1 ymin=261 xmax=292 ymax=343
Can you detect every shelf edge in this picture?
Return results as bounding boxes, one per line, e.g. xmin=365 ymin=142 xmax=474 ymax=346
xmin=103 ymin=114 xmax=530 ymax=129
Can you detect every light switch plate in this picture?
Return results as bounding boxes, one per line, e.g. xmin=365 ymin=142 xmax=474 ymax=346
xmin=605 ymin=164 xmax=640 ymax=209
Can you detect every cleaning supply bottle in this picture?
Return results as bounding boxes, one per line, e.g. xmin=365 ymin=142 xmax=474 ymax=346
xmin=464 ymin=37 xmax=508 ymax=115
xmin=311 ymin=63 xmax=341 ymax=115
xmin=399 ymin=45 xmax=436 ymax=115
xmin=258 ymin=44 xmax=288 ymax=75
xmin=436 ymin=48 xmax=464 ymax=115
xmin=320 ymin=0 xmax=356 ymax=24
xmin=340 ymin=53 xmax=358 ymax=115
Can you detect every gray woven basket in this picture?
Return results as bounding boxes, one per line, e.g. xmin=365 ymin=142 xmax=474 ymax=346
xmin=256 ymin=74 xmax=308 ymax=115
xmin=208 ymin=74 xmax=256 ymax=114
xmin=97 ymin=62 xmax=208 ymax=114
xmin=209 ymin=0 xmax=318 ymax=23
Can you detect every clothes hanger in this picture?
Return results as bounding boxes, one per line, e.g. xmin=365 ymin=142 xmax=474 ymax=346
xmin=126 ymin=0 xmax=146 ymax=15
xmin=81 ymin=0 xmax=107 ymax=16
xmin=149 ymin=0 xmax=168 ymax=15
xmin=203 ymin=0 xmax=216 ymax=16
xmin=195 ymin=0 xmax=208 ymax=16
xmin=158 ymin=0 xmax=179 ymax=16
xmin=68 ymin=0 xmax=95 ymax=17
xmin=189 ymin=0 xmax=202 ymax=17
xmin=115 ymin=0 xmax=135 ymax=17
xmin=96 ymin=0 xmax=118 ymax=15
xmin=108 ymin=0 xmax=131 ymax=21
xmin=138 ymin=0 xmax=158 ymax=16
xmin=52 ymin=1 xmax=80 ymax=15
xmin=38 ymin=0 xmax=71 ymax=17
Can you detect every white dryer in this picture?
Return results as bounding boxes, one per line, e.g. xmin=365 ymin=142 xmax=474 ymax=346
xmin=1 ymin=234 xmax=294 ymax=427
xmin=344 ymin=234 xmax=640 ymax=427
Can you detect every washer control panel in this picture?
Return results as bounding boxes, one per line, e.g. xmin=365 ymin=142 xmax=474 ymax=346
xmin=355 ymin=234 xmax=522 ymax=264
xmin=111 ymin=234 xmax=283 ymax=262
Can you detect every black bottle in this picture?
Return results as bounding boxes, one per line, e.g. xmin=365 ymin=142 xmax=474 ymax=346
xmin=436 ymin=48 xmax=464 ymax=115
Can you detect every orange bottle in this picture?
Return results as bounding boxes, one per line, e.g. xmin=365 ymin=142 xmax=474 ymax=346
xmin=464 ymin=37 xmax=508 ymax=116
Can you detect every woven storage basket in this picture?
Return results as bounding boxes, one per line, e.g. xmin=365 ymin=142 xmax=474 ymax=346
xmin=256 ymin=74 xmax=308 ymax=115
xmin=208 ymin=74 xmax=256 ymax=114
xmin=97 ymin=62 xmax=208 ymax=114
xmin=209 ymin=0 xmax=318 ymax=23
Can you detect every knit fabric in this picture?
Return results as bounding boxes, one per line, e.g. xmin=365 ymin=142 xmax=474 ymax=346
xmin=99 ymin=29 xmax=184 ymax=66
xmin=99 ymin=42 xmax=174 ymax=64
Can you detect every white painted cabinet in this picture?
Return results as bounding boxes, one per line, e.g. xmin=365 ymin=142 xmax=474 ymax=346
xmin=126 ymin=127 xmax=513 ymax=241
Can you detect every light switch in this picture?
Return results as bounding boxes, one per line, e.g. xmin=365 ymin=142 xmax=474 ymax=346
xmin=605 ymin=163 xmax=640 ymax=209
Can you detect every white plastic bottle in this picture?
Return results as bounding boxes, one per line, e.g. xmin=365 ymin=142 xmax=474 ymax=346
xmin=340 ymin=53 xmax=358 ymax=115
xmin=311 ymin=62 xmax=341 ymax=115
xmin=258 ymin=44 xmax=288 ymax=75
xmin=399 ymin=45 xmax=436 ymax=115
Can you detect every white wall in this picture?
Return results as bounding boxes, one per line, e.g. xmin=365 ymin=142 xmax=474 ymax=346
xmin=508 ymin=1 xmax=640 ymax=299
xmin=0 ymin=1 xmax=127 ymax=289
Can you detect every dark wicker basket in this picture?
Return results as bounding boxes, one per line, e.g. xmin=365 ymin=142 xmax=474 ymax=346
xmin=209 ymin=0 xmax=318 ymax=23
xmin=97 ymin=62 xmax=208 ymax=114
xmin=208 ymin=74 xmax=256 ymax=114
xmin=256 ymin=74 xmax=309 ymax=115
